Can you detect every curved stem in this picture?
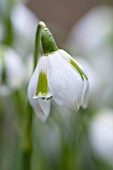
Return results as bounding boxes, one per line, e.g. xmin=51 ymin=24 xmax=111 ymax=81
xmin=22 ymin=21 xmax=46 ymax=170
xmin=34 ymin=21 xmax=46 ymax=70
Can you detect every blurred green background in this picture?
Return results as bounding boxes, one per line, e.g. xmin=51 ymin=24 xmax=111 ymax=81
xmin=0 ymin=0 xmax=113 ymax=170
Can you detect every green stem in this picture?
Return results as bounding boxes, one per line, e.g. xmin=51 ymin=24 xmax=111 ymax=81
xmin=22 ymin=103 xmax=33 ymax=170
xmin=34 ymin=21 xmax=46 ymax=69
xmin=22 ymin=21 xmax=46 ymax=170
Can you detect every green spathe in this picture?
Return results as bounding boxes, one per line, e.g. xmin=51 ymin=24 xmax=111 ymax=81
xmin=41 ymin=28 xmax=58 ymax=55
xmin=35 ymin=71 xmax=48 ymax=96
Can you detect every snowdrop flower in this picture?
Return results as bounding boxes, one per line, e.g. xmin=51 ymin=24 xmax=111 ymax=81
xmin=11 ymin=2 xmax=38 ymax=56
xmin=0 ymin=45 xmax=25 ymax=95
xmin=28 ymin=22 xmax=89 ymax=122
xmin=89 ymin=108 xmax=113 ymax=164
xmin=69 ymin=6 xmax=113 ymax=55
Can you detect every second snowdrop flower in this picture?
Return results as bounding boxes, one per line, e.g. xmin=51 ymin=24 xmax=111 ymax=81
xmin=28 ymin=22 xmax=89 ymax=122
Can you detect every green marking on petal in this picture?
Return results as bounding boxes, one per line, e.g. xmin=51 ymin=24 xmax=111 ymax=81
xmin=35 ymin=70 xmax=48 ymax=96
xmin=70 ymin=58 xmax=88 ymax=80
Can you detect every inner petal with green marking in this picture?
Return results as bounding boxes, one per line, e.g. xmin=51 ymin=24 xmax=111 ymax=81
xmin=35 ymin=70 xmax=48 ymax=97
xmin=70 ymin=58 xmax=88 ymax=81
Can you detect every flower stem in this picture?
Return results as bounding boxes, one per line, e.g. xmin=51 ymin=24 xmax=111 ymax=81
xmin=34 ymin=21 xmax=46 ymax=69
xmin=22 ymin=21 xmax=46 ymax=170
xmin=22 ymin=103 xmax=33 ymax=170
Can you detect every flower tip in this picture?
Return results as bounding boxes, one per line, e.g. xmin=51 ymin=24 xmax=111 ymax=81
xmin=84 ymin=74 xmax=88 ymax=81
xmin=33 ymin=95 xmax=38 ymax=99
xmin=38 ymin=21 xmax=46 ymax=28
xmin=35 ymin=108 xmax=49 ymax=122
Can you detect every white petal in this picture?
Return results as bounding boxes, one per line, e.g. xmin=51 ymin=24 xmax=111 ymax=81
xmin=58 ymin=49 xmax=84 ymax=69
xmin=28 ymin=57 xmax=51 ymax=122
xmin=58 ymin=49 xmax=70 ymax=62
xmin=32 ymin=98 xmax=51 ymax=122
xmin=54 ymin=49 xmax=89 ymax=109
xmin=82 ymin=79 xmax=89 ymax=108
xmin=58 ymin=49 xmax=87 ymax=79
xmin=48 ymin=51 xmax=84 ymax=111
xmin=76 ymin=62 xmax=89 ymax=108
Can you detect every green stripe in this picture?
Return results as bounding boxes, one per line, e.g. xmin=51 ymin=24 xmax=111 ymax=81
xmin=35 ymin=70 xmax=48 ymax=96
xmin=70 ymin=58 xmax=88 ymax=80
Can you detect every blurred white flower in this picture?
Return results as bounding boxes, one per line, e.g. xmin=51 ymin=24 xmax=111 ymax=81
xmin=11 ymin=2 xmax=38 ymax=57
xmin=28 ymin=49 xmax=89 ymax=122
xmin=69 ymin=6 xmax=113 ymax=55
xmin=0 ymin=46 xmax=25 ymax=95
xmin=25 ymin=53 xmax=34 ymax=81
xmin=68 ymin=6 xmax=113 ymax=108
xmin=77 ymin=55 xmax=113 ymax=109
xmin=89 ymin=108 xmax=113 ymax=164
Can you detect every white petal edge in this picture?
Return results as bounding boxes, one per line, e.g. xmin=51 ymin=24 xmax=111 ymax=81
xmin=82 ymin=79 xmax=89 ymax=108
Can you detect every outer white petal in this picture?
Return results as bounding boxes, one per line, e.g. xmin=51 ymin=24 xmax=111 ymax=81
xmin=58 ymin=49 xmax=70 ymax=62
xmin=74 ymin=60 xmax=89 ymax=108
xmin=58 ymin=49 xmax=85 ymax=74
xmin=28 ymin=57 xmax=51 ymax=122
xmin=48 ymin=51 xmax=84 ymax=111
xmin=59 ymin=49 xmax=89 ymax=108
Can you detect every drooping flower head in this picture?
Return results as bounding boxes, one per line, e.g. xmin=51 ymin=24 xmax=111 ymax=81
xmin=28 ymin=22 xmax=89 ymax=122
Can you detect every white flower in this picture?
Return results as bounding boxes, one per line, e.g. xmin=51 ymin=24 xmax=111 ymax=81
xmin=28 ymin=49 xmax=89 ymax=122
xmin=89 ymin=108 xmax=113 ymax=164
xmin=0 ymin=46 xmax=25 ymax=95
xmin=11 ymin=2 xmax=38 ymax=56
xmin=69 ymin=6 xmax=113 ymax=55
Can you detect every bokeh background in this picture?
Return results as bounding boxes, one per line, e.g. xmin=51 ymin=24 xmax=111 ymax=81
xmin=0 ymin=0 xmax=113 ymax=170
